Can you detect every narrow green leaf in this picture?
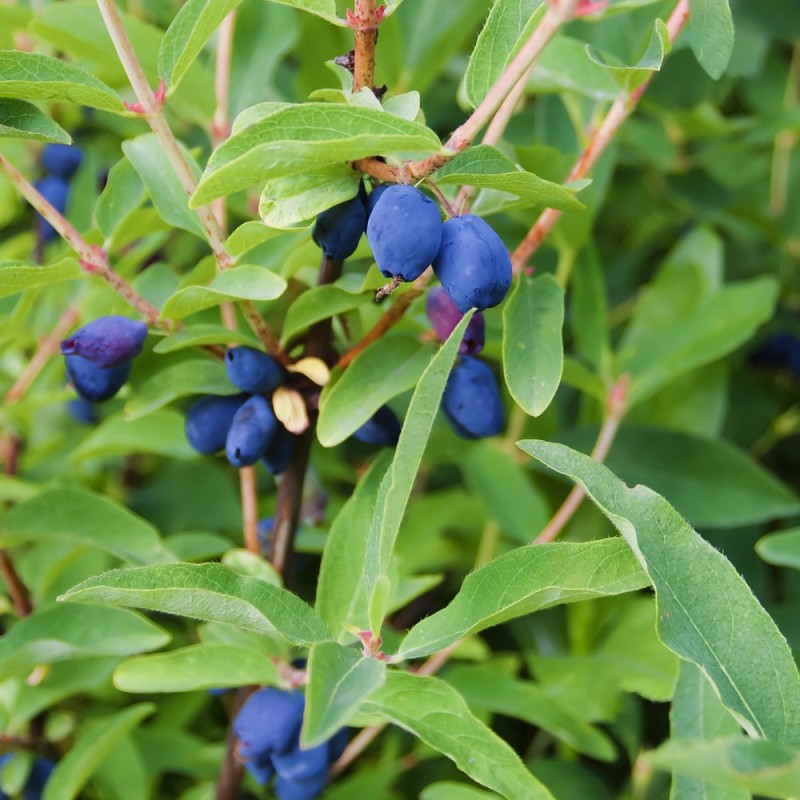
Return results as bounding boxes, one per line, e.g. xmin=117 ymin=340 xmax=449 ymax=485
xmin=648 ymin=737 xmax=800 ymax=799
xmin=434 ymin=146 xmax=582 ymax=211
xmin=756 ymin=528 xmax=800 ymax=571
xmin=42 ymin=704 xmax=155 ymax=800
xmin=59 ymin=562 xmax=331 ymax=645
xmin=519 ymin=440 xmax=800 ymax=747
xmin=398 ymin=539 xmax=647 ymax=659
xmin=303 ymin=642 xmax=386 ymax=747
xmin=689 ymin=0 xmax=735 ymax=79
xmin=0 ymin=50 xmax=123 ymax=113
xmin=282 ymin=285 xmax=369 ymax=344
xmin=363 ymin=313 xmax=475 ymax=633
xmin=363 ymin=672 xmax=554 ymax=800
xmin=95 ymin=158 xmax=146 ymax=239
xmin=0 ymin=258 xmax=82 ymax=298
xmin=125 ymin=358 xmax=237 ymax=420
xmin=152 ymin=324 xmax=259 ymax=353
xmin=502 ymin=274 xmax=565 ymax=417
xmin=0 ymin=605 xmax=169 ymax=677
xmin=160 ymin=264 xmax=287 ymax=320
xmin=192 ymin=103 xmax=443 ymax=205
xmin=114 ymin=643 xmax=279 ymax=693
xmin=1 ymin=486 xmax=171 ymax=565
xmin=317 ymin=335 xmax=433 ymax=448
xmin=158 ymin=0 xmax=243 ymax=88
xmin=0 ymin=98 xmax=70 ymax=142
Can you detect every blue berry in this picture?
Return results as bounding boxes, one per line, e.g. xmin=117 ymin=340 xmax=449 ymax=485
xmin=225 ymin=347 xmax=285 ymax=394
xmin=66 ymin=396 xmax=99 ymax=425
xmin=65 ymin=354 xmax=131 ymax=402
xmin=271 ymin=739 xmax=329 ymax=782
xmin=274 ymin=772 xmax=328 ymax=800
xmin=41 ymin=143 xmax=83 ymax=179
xmin=247 ymin=755 xmax=276 ymax=786
xmin=366 ymin=184 xmax=390 ymax=218
xmin=312 ymin=193 xmax=367 ymax=260
xmin=34 ymin=175 xmax=69 ymax=242
xmin=185 ymin=394 xmax=249 ymax=455
xmin=262 ymin=425 xmax=295 ymax=475
xmin=0 ymin=755 xmax=55 ymax=800
xmin=61 ymin=316 xmax=148 ymax=368
xmin=425 ymin=286 xmax=485 ymax=355
xmin=225 ymin=395 xmax=278 ymax=467
xmin=366 ymin=185 xmax=442 ymax=281
xmin=441 ymin=356 xmax=504 ymax=440
xmin=432 ymin=215 xmax=512 ymax=313
xmin=329 ymin=728 xmax=349 ymax=762
xmin=233 ymin=688 xmax=305 ymax=760
xmin=352 ymin=405 xmax=401 ymax=446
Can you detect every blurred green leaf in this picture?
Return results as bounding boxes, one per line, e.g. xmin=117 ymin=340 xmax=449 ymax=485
xmin=421 ymin=784 xmax=502 ymax=800
xmin=756 ymin=528 xmax=800 ymax=571
xmin=0 ymin=258 xmax=82 ymax=298
xmin=152 ymin=324 xmax=259 ymax=353
xmin=0 ymin=99 xmax=70 ymax=143
xmin=689 ymin=0 xmax=735 ymax=79
xmin=282 ymin=284 xmax=370 ymax=344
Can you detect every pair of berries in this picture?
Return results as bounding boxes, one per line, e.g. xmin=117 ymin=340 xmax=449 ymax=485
xmin=185 ymin=347 xmax=294 ymax=473
xmin=61 ymin=315 xmax=148 ymax=404
xmin=34 ymin=143 xmax=83 ymax=243
xmin=233 ymin=687 xmax=347 ymax=800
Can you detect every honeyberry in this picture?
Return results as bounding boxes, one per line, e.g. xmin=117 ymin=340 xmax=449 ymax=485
xmin=66 ymin=396 xmax=99 ymax=425
xmin=432 ymin=214 xmax=512 ymax=313
xmin=65 ymin=354 xmax=131 ymax=402
xmin=233 ymin=688 xmax=305 ymax=762
xmin=274 ymin=773 xmax=328 ymax=800
xmin=271 ymin=738 xmax=330 ymax=782
xmin=312 ymin=193 xmax=367 ymax=260
xmin=366 ymin=185 xmax=442 ymax=281
xmin=425 ymin=286 xmax=485 ymax=355
xmin=61 ymin=315 xmax=148 ymax=368
xmin=366 ymin=183 xmax=390 ymax=217
xmin=0 ymin=753 xmax=55 ymax=800
xmin=41 ymin=143 xmax=84 ymax=179
xmin=185 ymin=393 xmax=249 ymax=455
xmin=262 ymin=425 xmax=294 ymax=475
xmin=225 ymin=395 xmax=278 ymax=467
xmin=34 ymin=175 xmax=69 ymax=242
xmin=225 ymin=347 xmax=285 ymax=394
xmin=353 ymin=405 xmax=401 ymax=446
xmin=442 ymin=356 xmax=504 ymax=440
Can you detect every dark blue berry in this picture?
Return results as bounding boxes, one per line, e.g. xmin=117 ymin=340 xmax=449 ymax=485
xmin=432 ymin=215 xmax=512 ymax=313
xmin=225 ymin=347 xmax=285 ymax=394
xmin=352 ymin=405 xmax=401 ymax=446
xmin=442 ymin=356 xmax=504 ymax=440
xmin=425 ymin=286 xmax=485 ymax=355
xmin=366 ymin=185 xmax=442 ymax=281
xmin=329 ymin=728 xmax=349 ymax=762
xmin=247 ymin=755 xmax=276 ymax=786
xmin=312 ymin=193 xmax=367 ymax=260
xmin=366 ymin=184 xmax=390 ymax=218
xmin=23 ymin=758 xmax=55 ymax=800
xmin=233 ymin=688 xmax=304 ymax=760
xmin=41 ymin=143 xmax=83 ymax=179
xmin=185 ymin=394 xmax=249 ymax=455
xmin=60 ymin=315 xmax=148 ymax=368
xmin=65 ymin=354 xmax=131 ymax=402
xmin=225 ymin=395 xmax=278 ymax=467
xmin=34 ymin=175 xmax=69 ymax=242
xmin=262 ymin=425 xmax=294 ymax=475
xmin=274 ymin=772 xmax=328 ymax=800
xmin=271 ymin=738 xmax=329 ymax=782
xmin=66 ymin=397 xmax=99 ymax=425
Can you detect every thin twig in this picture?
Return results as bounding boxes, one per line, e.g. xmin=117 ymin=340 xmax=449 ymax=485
xmin=350 ymin=0 xmax=380 ymax=93
xmin=239 ymin=466 xmax=259 ymax=555
xmin=0 ymin=435 xmax=32 ymax=617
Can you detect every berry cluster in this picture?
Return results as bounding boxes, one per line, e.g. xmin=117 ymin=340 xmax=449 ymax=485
xmin=185 ymin=347 xmax=295 ymax=473
xmin=60 ymin=315 xmax=148 ymax=404
xmin=0 ymin=754 xmax=54 ymax=800
xmin=233 ymin=688 xmax=347 ymax=800
xmin=34 ymin=144 xmax=83 ymax=243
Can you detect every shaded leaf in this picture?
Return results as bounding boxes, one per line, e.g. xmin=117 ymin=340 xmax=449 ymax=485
xmin=0 ymin=258 xmax=82 ymax=298
xmin=282 ymin=284 xmax=369 ymax=344
xmin=0 ymin=98 xmax=70 ymax=142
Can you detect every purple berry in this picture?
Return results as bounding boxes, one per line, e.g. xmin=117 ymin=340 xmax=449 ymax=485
xmin=65 ymin=354 xmax=131 ymax=403
xmin=61 ymin=316 xmax=148 ymax=368
xmin=225 ymin=347 xmax=285 ymax=394
xmin=185 ymin=394 xmax=249 ymax=455
xmin=41 ymin=143 xmax=84 ymax=179
xmin=441 ymin=356 xmax=504 ymax=440
xmin=225 ymin=395 xmax=278 ymax=467
xmin=425 ymin=286 xmax=485 ymax=355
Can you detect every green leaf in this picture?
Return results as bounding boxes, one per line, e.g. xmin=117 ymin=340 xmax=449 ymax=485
xmin=42 ymin=704 xmax=155 ymax=800
xmin=447 ymin=665 xmax=616 ymax=760
xmin=122 ymin=134 xmax=206 ymax=239
xmin=95 ymin=158 xmax=146 ymax=239
xmin=434 ymin=146 xmax=582 ymax=212
xmin=317 ymin=335 xmax=433 ymax=448
xmin=363 ymin=313 xmax=475 ymax=632
xmin=0 ymin=98 xmax=70 ymax=142
xmin=502 ymin=274 xmax=565 ymax=417
xmin=152 ymin=324 xmax=259 ymax=353
xmin=303 ymin=642 xmax=386 ymax=747
xmin=586 ymin=19 xmax=671 ymax=91
xmin=1 ymin=486 xmax=171 ymax=565
xmin=259 ymin=163 xmax=361 ymax=229
xmin=0 ymin=605 xmax=169 ymax=676
xmin=160 ymin=264 xmax=287 ymax=320
xmin=0 ymin=258 xmax=82 ymax=298
xmin=398 ymin=539 xmax=648 ymax=660
xmin=158 ymin=0 xmax=243 ymax=89
xmin=125 ymin=358 xmax=237 ymax=420
xmin=464 ymin=0 xmax=545 ymax=108
xmin=113 ymin=643 xmax=279 ymax=693
xmin=0 ymin=50 xmax=123 ymax=113
xmin=519 ymin=440 xmax=800 ymax=747
xmin=59 ymin=562 xmax=331 ymax=646
xmin=226 ymin=221 xmax=283 ymax=258
xmin=192 ymin=103 xmax=443 ymax=205
xmin=689 ymin=0 xmax=735 ymax=80
xmin=422 ymin=784 xmax=503 ymax=800
xmin=261 ymin=0 xmax=341 ymax=23
xmin=648 ymin=737 xmax=800 ymax=799
xmin=362 ymin=672 xmax=554 ymax=800
xmin=670 ymin=661 xmax=747 ymax=800
xmin=282 ymin=284 xmax=369 ymax=344
xmin=756 ymin=528 xmax=800 ymax=571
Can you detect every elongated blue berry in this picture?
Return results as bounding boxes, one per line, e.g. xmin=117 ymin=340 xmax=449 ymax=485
xmin=61 ymin=315 xmax=148 ymax=368
xmin=352 ymin=405 xmax=401 ymax=446
xmin=425 ymin=286 xmax=485 ymax=355
xmin=432 ymin=215 xmax=512 ymax=313
xmin=262 ymin=425 xmax=294 ymax=474
xmin=225 ymin=395 xmax=278 ymax=467
xmin=366 ymin=185 xmax=442 ymax=281
xmin=41 ymin=143 xmax=84 ymax=179
xmin=34 ymin=175 xmax=69 ymax=242
xmin=65 ymin=354 xmax=131 ymax=402
xmin=225 ymin=347 xmax=285 ymax=394
xmin=185 ymin=393 xmax=249 ymax=455
xmin=275 ymin=771 xmax=328 ymax=800
xmin=312 ymin=193 xmax=367 ymax=260
xmin=233 ymin=688 xmax=305 ymax=760
xmin=271 ymin=739 xmax=329 ymax=782
xmin=442 ymin=356 xmax=504 ymax=440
